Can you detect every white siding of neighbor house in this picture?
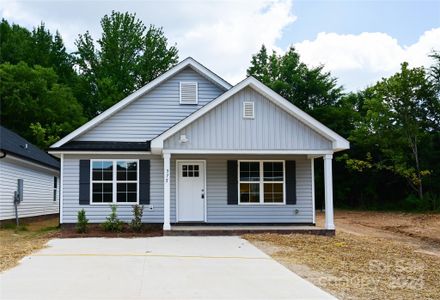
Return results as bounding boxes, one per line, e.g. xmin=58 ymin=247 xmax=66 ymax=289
xmin=0 ymin=156 xmax=59 ymax=220
xmin=75 ymin=67 xmax=226 ymax=142
xmin=61 ymin=154 xmax=313 ymax=224
xmin=164 ymin=87 xmax=332 ymax=150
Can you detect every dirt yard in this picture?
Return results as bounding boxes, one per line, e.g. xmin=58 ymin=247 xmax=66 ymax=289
xmin=245 ymin=210 xmax=440 ymax=300
xmin=0 ymin=217 xmax=59 ymax=272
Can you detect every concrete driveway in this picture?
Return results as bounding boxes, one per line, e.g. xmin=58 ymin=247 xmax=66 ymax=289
xmin=0 ymin=236 xmax=335 ymax=300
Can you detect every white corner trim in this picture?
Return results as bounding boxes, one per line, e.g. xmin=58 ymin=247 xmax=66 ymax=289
xmin=151 ymin=76 xmax=350 ymax=152
xmin=60 ymin=153 xmax=64 ymax=224
xmin=51 ymin=57 xmax=232 ymax=148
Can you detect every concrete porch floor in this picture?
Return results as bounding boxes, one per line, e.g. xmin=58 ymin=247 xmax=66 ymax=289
xmin=165 ymin=225 xmax=335 ymax=236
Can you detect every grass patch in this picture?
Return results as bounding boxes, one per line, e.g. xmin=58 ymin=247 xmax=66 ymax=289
xmin=244 ymin=232 xmax=440 ymax=300
xmin=0 ymin=216 xmax=59 ymax=272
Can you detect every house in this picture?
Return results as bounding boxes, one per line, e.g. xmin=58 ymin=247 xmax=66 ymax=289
xmin=49 ymin=57 xmax=349 ymax=232
xmin=0 ymin=126 xmax=60 ymax=221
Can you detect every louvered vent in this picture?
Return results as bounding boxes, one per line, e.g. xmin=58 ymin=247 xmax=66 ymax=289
xmin=180 ymin=82 xmax=198 ymax=104
xmin=243 ymin=101 xmax=255 ymax=119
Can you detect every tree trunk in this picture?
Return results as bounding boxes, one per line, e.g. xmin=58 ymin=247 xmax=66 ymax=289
xmin=412 ymin=136 xmax=423 ymax=199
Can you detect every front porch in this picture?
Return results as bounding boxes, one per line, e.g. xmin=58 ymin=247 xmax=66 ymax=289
xmin=164 ymin=224 xmax=335 ymax=236
xmin=161 ymin=152 xmax=336 ymax=233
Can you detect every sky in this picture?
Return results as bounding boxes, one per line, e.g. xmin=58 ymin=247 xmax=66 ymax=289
xmin=1 ymin=0 xmax=439 ymax=91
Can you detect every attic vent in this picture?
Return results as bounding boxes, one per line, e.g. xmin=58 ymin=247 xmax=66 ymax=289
xmin=243 ymin=101 xmax=255 ymax=119
xmin=180 ymin=82 xmax=198 ymax=104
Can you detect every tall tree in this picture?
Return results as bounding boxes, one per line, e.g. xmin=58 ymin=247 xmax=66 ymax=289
xmin=0 ymin=62 xmax=85 ymax=148
xmin=247 ymin=45 xmax=343 ymax=112
xmin=75 ymin=11 xmax=178 ymax=117
xmin=349 ymin=62 xmax=439 ymax=199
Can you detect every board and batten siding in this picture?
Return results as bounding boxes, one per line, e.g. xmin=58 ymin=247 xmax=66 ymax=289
xmin=75 ymin=67 xmax=226 ymax=142
xmin=164 ymin=87 xmax=332 ymax=150
xmin=61 ymin=154 xmax=313 ymax=224
xmin=62 ymin=154 xmax=163 ymax=223
xmin=171 ymin=155 xmax=314 ymax=223
xmin=0 ymin=156 xmax=59 ymax=220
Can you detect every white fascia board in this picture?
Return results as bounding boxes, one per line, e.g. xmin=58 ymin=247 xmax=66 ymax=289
xmin=51 ymin=57 xmax=232 ymax=148
xmin=163 ymin=149 xmax=334 ymax=155
xmin=151 ymin=76 xmax=350 ymax=152
xmin=48 ymin=151 xmax=152 ymax=157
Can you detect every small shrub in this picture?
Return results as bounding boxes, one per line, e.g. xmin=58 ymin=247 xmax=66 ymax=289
xmin=76 ymin=209 xmax=89 ymax=233
xmin=130 ymin=205 xmax=144 ymax=232
xmin=101 ymin=205 xmax=124 ymax=232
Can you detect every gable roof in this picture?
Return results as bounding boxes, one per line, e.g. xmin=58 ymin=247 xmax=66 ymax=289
xmin=150 ymin=76 xmax=350 ymax=153
xmin=51 ymin=57 xmax=232 ymax=148
xmin=0 ymin=126 xmax=59 ymax=170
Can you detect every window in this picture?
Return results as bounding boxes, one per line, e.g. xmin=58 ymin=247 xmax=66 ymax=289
xmin=238 ymin=161 xmax=284 ymax=204
xmin=91 ymin=160 xmax=138 ymax=204
xmin=180 ymin=82 xmax=198 ymax=104
xmin=243 ymin=101 xmax=255 ymax=119
xmin=182 ymin=164 xmax=199 ymax=177
xmin=53 ymin=177 xmax=58 ymax=201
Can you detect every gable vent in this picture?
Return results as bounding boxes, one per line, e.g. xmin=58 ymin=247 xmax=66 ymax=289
xmin=243 ymin=101 xmax=255 ymax=119
xmin=180 ymin=82 xmax=198 ymax=104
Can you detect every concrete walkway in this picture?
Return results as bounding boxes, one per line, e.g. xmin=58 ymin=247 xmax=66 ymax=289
xmin=0 ymin=237 xmax=335 ymax=300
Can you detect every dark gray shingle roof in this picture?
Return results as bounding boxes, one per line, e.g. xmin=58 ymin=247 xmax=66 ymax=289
xmin=57 ymin=141 xmax=151 ymax=151
xmin=0 ymin=126 xmax=59 ymax=170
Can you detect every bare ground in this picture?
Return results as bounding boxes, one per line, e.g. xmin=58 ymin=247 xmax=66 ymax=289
xmin=245 ymin=210 xmax=440 ymax=300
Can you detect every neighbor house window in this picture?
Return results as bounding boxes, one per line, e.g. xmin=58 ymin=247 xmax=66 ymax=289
xmin=53 ymin=177 xmax=58 ymax=201
xmin=239 ymin=161 xmax=284 ymax=204
xmin=91 ymin=160 xmax=138 ymax=204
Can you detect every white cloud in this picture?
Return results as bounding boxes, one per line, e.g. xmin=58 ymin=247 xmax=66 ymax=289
xmin=0 ymin=0 xmax=295 ymax=84
xmin=294 ymin=28 xmax=440 ymax=91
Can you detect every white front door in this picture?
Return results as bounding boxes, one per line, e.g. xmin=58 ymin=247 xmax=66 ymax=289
xmin=177 ymin=161 xmax=205 ymax=222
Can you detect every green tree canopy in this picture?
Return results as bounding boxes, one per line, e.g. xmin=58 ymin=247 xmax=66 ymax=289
xmin=0 ymin=62 xmax=85 ymax=148
xmin=75 ymin=11 xmax=179 ymax=117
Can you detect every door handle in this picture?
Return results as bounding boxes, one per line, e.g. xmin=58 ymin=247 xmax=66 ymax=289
xmin=201 ymin=189 xmax=205 ymax=199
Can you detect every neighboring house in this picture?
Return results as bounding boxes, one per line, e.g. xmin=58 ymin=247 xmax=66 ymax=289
xmin=0 ymin=126 xmax=60 ymax=221
xmin=49 ymin=57 xmax=349 ymax=231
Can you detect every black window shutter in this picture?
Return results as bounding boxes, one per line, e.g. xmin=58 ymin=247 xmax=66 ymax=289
xmin=139 ymin=160 xmax=150 ymax=205
xmin=79 ymin=160 xmax=90 ymax=205
xmin=285 ymin=160 xmax=297 ymax=205
xmin=227 ymin=160 xmax=238 ymax=205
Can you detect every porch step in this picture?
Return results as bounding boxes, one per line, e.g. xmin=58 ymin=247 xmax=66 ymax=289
xmin=164 ymin=225 xmax=335 ymax=236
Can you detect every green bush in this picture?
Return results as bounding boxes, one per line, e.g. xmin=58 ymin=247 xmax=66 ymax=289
xmin=76 ymin=209 xmax=89 ymax=233
xmin=401 ymin=193 xmax=440 ymax=211
xmin=101 ymin=205 xmax=124 ymax=232
xmin=130 ymin=205 xmax=144 ymax=232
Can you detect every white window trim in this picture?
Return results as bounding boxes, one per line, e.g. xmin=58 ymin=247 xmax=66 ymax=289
xmin=89 ymin=159 xmax=140 ymax=205
xmin=237 ymin=160 xmax=286 ymax=205
xmin=179 ymin=81 xmax=198 ymax=105
xmin=243 ymin=101 xmax=255 ymax=119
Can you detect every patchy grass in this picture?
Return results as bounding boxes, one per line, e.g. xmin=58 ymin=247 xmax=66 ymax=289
xmin=0 ymin=217 xmax=59 ymax=272
xmin=244 ymin=232 xmax=440 ymax=299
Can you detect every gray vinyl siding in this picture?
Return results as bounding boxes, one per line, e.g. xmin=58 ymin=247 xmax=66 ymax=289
xmin=61 ymin=154 xmax=313 ymax=224
xmin=164 ymin=87 xmax=332 ymax=150
xmin=75 ymin=67 xmax=225 ymax=142
xmin=0 ymin=156 xmax=59 ymax=220
xmin=171 ymin=155 xmax=313 ymax=224
xmin=62 ymin=154 xmax=164 ymax=223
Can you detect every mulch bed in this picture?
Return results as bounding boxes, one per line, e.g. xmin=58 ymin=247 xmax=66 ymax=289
xmin=55 ymin=224 xmax=163 ymax=238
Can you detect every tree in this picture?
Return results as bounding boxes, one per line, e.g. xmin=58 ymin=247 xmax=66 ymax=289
xmin=348 ymin=62 xmax=439 ymax=199
xmin=0 ymin=62 xmax=85 ymax=148
xmin=247 ymin=46 xmax=343 ymax=112
xmin=75 ymin=11 xmax=178 ymax=117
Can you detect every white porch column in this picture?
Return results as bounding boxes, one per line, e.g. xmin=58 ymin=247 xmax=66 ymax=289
xmin=324 ymin=154 xmax=335 ymax=230
xmin=163 ymin=153 xmax=171 ymax=230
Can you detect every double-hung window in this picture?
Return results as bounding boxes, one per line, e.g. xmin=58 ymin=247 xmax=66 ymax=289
xmin=91 ymin=160 xmax=138 ymax=204
xmin=239 ymin=161 xmax=284 ymax=204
